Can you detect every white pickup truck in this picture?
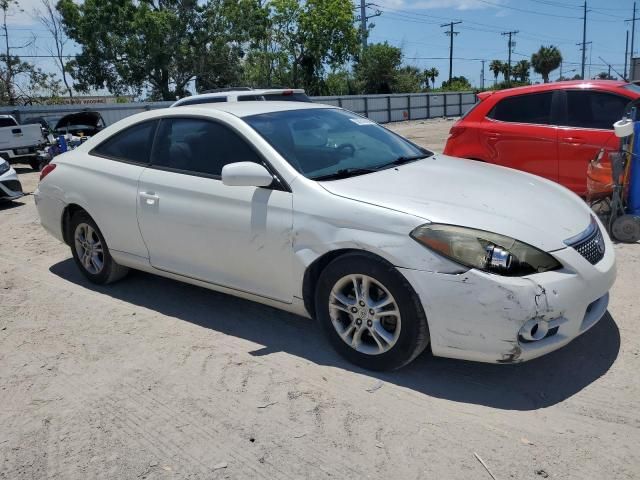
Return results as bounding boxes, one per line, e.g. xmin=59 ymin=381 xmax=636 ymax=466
xmin=0 ymin=115 xmax=46 ymax=171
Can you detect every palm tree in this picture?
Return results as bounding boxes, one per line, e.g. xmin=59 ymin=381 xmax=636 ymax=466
xmin=489 ymin=60 xmax=502 ymax=85
xmin=531 ymin=45 xmax=562 ymax=83
xmin=512 ymin=60 xmax=531 ymax=83
xmin=424 ymin=67 xmax=439 ymax=89
xmin=501 ymin=63 xmax=510 ymax=83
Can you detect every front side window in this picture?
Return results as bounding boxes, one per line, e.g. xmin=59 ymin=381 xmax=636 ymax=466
xmin=565 ymin=91 xmax=629 ymax=130
xmin=91 ymin=120 xmax=157 ymax=164
xmin=488 ymin=92 xmax=553 ymax=125
xmin=151 ymin=118 xmax=262 ymax=177
xmin=245 ymin=108 xmax=429 ymax=180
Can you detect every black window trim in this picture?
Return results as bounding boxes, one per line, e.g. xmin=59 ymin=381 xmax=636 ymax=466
xmin=147 ymin=114 xmax=291 ymax=192
xmin=485 ymin=91 xmax=556 ymax=127
xmin=555 ymin=89 xmax=633 ymax=131
xmin=89 ymin=119 xmax=159 ymax=166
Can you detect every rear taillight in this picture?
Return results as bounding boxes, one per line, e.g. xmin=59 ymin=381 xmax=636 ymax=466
xmin=40 ymin=163 xmax=56 ymax=181
xmin=448 ymin=125 xmax=466 ymax=139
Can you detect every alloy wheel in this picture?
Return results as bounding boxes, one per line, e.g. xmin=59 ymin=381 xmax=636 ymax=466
xmin=328 ymin=274 xmax=401 ymax=355
xmin=74 ymin=223 xmax=104 ymax=275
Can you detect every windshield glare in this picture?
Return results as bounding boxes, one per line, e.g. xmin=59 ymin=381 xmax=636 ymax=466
xmin=244 ymin=108 xmax=429 ymax=179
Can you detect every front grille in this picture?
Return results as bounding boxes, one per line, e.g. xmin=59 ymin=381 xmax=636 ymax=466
xmin=565 ymin=220 xmax=605 ymax=265
xmin=0 ymin=180 xmax=22 ymax=193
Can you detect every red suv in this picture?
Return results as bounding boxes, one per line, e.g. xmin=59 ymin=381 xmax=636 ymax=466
xmin=444 ymin=81 xmax=640 ymax=195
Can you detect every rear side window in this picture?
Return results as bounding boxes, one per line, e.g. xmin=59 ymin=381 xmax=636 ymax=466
xmin=151 ymin=118 xmax=262 ymax=177
xmin=566 ymin=91 xmax=629 ymax=130
xmin=263 ymin=93 xmax=312 ymax=102
xmin=91 ymin=120 xmax=157 ymax=164
xmin=488 ymin=92 xmax=553 ymax=125
xmin=178 ymin=96 xmax=227 ymax=106
xmin=238 ymin=95 xmax=263 ymax=101
xmin=0 ymin=117 xmax=17 ymax=127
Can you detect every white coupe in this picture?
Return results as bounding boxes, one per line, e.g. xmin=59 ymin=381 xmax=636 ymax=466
xmin=34 ymin=102 xmax=616 ymax=370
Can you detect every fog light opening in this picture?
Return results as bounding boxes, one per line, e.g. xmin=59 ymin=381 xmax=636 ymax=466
xmin=519 ymin=318 xmax=549 ymax=342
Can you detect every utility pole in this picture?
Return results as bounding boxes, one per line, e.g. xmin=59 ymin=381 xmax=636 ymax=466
xmin=625 ymin=30 xmax=629 ymax=80
xmin=441 ymin=21 xmax=462 ymax=84
xmin=627 ymin=3 xmax=639 ymax=79
xmin=358 ymin=0 xmax=382 ymax=50
xmin=581 ymin=1 xmax=588 ymax=80
xmin=481 ymin=60 xmax=485 ymax=89
xmin=577 ymin=41 xmax=592 ymax=79
xmin=501 ymin=30 xmax=518 ymax=86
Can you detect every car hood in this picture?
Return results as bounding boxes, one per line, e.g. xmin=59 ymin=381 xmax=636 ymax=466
xmin=319 ymin=154 xmax=592 ymax=252
xmin=55 ymin=112 xmax=103 ymax=130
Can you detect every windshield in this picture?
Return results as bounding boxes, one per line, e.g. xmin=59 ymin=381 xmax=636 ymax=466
xmin=245 ymin=108 xmax=430 ymax=179
xmin=623 ymin=83 xmax=640 ymax=95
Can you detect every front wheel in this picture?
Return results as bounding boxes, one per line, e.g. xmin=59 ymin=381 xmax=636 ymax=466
xmin=315 ymin=252 xmax=429 ymax=371
xmin=69 ymin=211 xmax=129 ymax=284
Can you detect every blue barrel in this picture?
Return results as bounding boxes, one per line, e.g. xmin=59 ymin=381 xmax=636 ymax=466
xmin=630 ymin=122 xmax=640 ymax=215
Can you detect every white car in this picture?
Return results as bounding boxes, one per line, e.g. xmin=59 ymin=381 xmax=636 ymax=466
xmin=34 ymin=102 xmax=616 ymax=370
xmin=171 ymin=88 xmax=311 ymax=107
xmin=0 ymin=159 xmax=24 ymax=201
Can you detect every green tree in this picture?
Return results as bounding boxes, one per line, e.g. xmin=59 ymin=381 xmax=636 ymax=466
xmin=424 ymin=67 xmax=439 ymax=89
xmin=263 ymin=0 xmax=358 ymax=94
xmin=531 ymin=45 xmax=562 ymax=83
xmin=596 ymin=71 xmax=614 ymax=80
xmin=512 ymin=60 xmax=531 ymax=83
xmin=354 ymin=42 xmax=402 ymax=93
xmin=441 ymin=75 xmax=472 ymax=91
xmin=324 ymin=69 xmax=355 ymax=95
xmin=489 ymin=60 xmax=502 ymax=85
xmin=394 ymin=65 xmax=422 ymax=93
xmin=501 ymin=63 xmax=510 ymax=83
xmin=0 ymin=0 xmax=62 ymax=105
xmin=58 ymin=0 xmax=261 ymax=100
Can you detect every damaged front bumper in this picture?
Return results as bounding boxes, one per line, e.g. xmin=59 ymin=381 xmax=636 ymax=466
xmin=398 ymin=238 xmax=616 ymax=364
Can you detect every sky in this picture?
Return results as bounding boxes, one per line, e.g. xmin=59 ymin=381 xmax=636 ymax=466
xmin=3 ymin=0 xmax=639 ymax=94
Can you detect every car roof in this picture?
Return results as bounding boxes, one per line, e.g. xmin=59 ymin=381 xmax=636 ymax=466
xmin=483 ymin=80 xmax=633 ymax=100
xmin=172 ymin=88 xmax=307 ymax=107
xmin=183 ymin=100 xmax=333 ymax=117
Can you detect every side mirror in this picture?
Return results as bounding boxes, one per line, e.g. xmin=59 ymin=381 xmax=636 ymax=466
xmin=221 ymin=162 xmax=274 ymax=187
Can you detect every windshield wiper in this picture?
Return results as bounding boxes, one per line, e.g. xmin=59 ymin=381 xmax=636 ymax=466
xmin=376 ymin=153 xmax=432 ymax=170
xmin=311 ymin=167 xmax=378 ymax=181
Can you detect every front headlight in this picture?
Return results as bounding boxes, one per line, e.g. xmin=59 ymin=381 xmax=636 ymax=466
xmin=0 ymin=160 xmax=9 ymax=175
xmin=410 ymin=224 xmax=562 ymax=276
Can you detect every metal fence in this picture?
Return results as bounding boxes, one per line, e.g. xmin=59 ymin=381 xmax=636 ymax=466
xmin=0 ymin=92 xmax=477 ymax=127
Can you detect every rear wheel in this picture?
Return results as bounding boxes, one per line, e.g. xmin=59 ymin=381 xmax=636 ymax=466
xmin=315 ymin=252 xmax=429 ymax=370
xmin=29 ymin=158 xmax=40 ymax=171
xmin=70 ymin=211 xmax=129 ymax=284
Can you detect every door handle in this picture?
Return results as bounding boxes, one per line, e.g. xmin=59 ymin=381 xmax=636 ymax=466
xmin=139 ymin=192 xmax=159 ymax=206
xmin=562 ymin=136 xmax=585 ymax=144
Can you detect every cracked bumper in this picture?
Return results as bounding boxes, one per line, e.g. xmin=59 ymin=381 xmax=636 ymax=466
xmin=399 ymin=238 xmax=616 ymax=364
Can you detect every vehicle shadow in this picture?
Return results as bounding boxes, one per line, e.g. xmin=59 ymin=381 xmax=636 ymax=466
xmin=0 ymin=200 xmax=25 ymax=210
xmin=50 ymin=258 xmax=620 ymax=411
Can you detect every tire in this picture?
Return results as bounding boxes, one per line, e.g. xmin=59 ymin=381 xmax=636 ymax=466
xmin=315 ymin=252 xmax=429 ymax=371
xmin=29 ymin=158 xmax=42 ymax=172
xmin=69 ymin=210 xmax=129 ymax=284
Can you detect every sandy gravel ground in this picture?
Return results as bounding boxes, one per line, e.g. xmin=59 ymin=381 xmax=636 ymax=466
xmin=1 ymin=119 xmax=639 ymax=480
